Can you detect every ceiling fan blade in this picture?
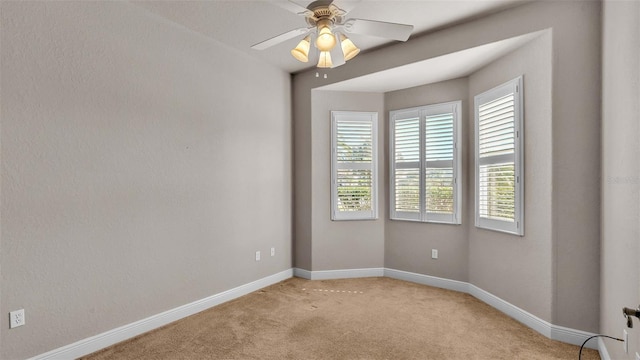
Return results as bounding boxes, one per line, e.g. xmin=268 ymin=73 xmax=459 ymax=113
xmin=251 ymin=27 xmax=311 ymax=50
xmin=332 ymin=0 xmax=362 ymax=15
xmin=330 ymin=38 xmax=346 ymax=68
xmin=270 ymin=0 xmax=313 ymax=16
xmin=343 ymin=18 xmax=414 ymax=41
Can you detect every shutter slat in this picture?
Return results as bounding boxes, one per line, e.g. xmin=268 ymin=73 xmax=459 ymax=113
xmin=337 ymin=120 xmax=373 ymax=164
xmin=425 ymin=112 xmax=453 ymax=162
xmin=425 ymin=167 xmax=454 ymax=214
xmin=478 ymin=163 xmax=515 ymax=221
xmin=394 ymin=168 xmax=420 ymax=212
xmin=394 ymin=118 xmax=420 ymax=163
xmin=478 ymin=93 xmax=515 ymax=158
xmin=336 ymin=169 xmax=372 ymax=212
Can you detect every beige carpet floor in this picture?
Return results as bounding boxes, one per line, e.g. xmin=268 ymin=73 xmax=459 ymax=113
xmin=81 ymin=277 xmax=600 ymax=359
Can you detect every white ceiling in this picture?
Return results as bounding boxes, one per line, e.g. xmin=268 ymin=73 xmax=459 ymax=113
xmin=131 ymin=0 xmax=532 ymax=74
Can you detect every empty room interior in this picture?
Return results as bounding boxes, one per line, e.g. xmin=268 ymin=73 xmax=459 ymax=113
xmin=1 ymin=0 xmax=639 ymax=359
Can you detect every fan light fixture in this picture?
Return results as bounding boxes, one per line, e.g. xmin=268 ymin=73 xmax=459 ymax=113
xmin=291 ymin=35 xmax=311 ymax=62
xmin=340 ymin=34 xmax=359 ymax=61
xmin=288 ymin=5 xmax=361 ymax=69
xmin=315 ymin=20 xmax=337 ymax=52
xmin=251 ymin=2 xmax=414 ymax=71
xmin=317 ymin=51 xmax=333 ymax=68
xmin=291 ymin=28 xmax=360 ymax=68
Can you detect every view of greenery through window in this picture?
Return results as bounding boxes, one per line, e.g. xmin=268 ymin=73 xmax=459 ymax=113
xmin=336 ymin=121 xmax=373 ymax=212
xmin=426 ymin=169 xmax=454 ymax=214
xmin=336 ymin=169 xmax=372 ymax=211
xmin=393 ymin=170 xmax=454 ymax=213
xmin=479 ymin=164 xmax=515 ymax=221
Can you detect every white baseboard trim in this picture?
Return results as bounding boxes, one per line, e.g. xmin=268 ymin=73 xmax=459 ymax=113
xmin=30 ymin=269 xmax=293 ymax=360
xmin=293 ymin=267 xmax=312 ymax=279
xmin=468 ymin=284 xmax=596 ymax=349
xmin=550 ymin=324 xmax=598 ymax=349
xmin=468 ymin=283 xmax=552 ymax=338
xmin=384 ymin=268 xmax=469 ymax=293
xmin=294 ymin=267 xmax=384 ymax=280
xmin=598 ymin=336 xmax=612 ymax=360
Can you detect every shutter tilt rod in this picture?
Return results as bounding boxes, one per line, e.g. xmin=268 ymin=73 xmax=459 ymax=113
xmin=623 ymin=306 xmax=640 ymax=328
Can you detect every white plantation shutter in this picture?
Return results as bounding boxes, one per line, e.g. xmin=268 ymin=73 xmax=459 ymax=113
xmin=474 ymin=76 xmax=524 ymax=235
xmin=331 ymin=111 xmax=378 ymax=220
xmin=392 ymin=111 xmax=421 ymax=221
xmin=390 ymin=101 xmax=461 ymax=224
xmin=424 ymin=109 xmax=455 ymax=222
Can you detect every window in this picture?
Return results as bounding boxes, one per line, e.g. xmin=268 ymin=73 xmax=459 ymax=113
xmin=331 ymin=111 xmax=378 ymax=220
xmin=474 ymin=76 xmax=524 ymax=235
xmin=390 ymin=101 xmax=461 ymax=224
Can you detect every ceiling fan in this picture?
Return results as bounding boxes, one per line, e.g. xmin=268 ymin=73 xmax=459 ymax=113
xmin=251 ymin=0 xmax=414 ymax=69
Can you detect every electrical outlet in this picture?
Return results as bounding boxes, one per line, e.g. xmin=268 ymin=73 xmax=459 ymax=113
xmin=431 ymin=249 xmax=438 ymax=259
xmin=271 ymin=247 xmax=275 ymax=257
xmin=9 ymin=309 xmax=25 ymax=329
xmin=623 ymin=329 xmax=629 ymax=353
xmin=255 ymin=251 xmax=261 ymax=261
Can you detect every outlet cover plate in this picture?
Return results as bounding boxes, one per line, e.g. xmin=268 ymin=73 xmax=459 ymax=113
xmin=431 ymin=249 xmax=438 ymax=259
xmin=255 ymin=251 xmax=261 ymax=261
xmin=9 ymin=309 xmax=25 ymax=329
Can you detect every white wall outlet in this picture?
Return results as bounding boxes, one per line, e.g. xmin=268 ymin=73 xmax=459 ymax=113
xmin=270 ymin=247 xmax=275 ymax=257
xmin=623 ymin=329 xmax=629 ymax=353
xmin=431 ymin=249 xmax=438 ymax=259
xmin=9 ymin=309 xmax=25 ymax=329
xmin=255 ymin=251 xmax=261 ymax=261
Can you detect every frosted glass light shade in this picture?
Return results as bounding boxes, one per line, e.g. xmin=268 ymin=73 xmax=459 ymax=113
xmin=317 ymin=51 xmax=333 ymax=68
xmin=340 ymin=34 xmax=360 ymax=61
xmin=315 ymin=25 xmax=337 ymax=52
xmin=290 ymin=35 xmax=311 ymax=62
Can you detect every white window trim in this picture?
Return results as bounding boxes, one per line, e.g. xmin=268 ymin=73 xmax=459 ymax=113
xmin=389 ymin=101 xmax=462 ymax=224
xmin=331 ymin=111 xmax=378 ymax=221
xmin=474 ymin=76 xmax=524 ymax=236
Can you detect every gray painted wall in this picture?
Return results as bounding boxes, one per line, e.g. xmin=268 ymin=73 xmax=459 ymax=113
xmin=310 ymin=91 xmax=386 ymax=271
xmin=601 ymin=0 xmax=640 ymax=358
xmin=293 ymin=77 xmax=313 ymax=271
xmin=2 ymin=0 xmax=624 ymax=357
xmin=293 ymin=0 xmax=601 ymax=333
xmin=384 ymin=78 xmax=469 ymax=282
xmin=0 ymin=2 xmax=292 ymax=359
xmin=467 ymin=32 xmax=553 ymax=323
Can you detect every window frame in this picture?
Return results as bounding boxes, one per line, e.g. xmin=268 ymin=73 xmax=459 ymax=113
xmin=330 ymin=111 xmax=378 ymax=221
xmin=389 ymin=101 xmax=462 ymax=224
xmin=474 ymin=76 xmax=524 ymax=235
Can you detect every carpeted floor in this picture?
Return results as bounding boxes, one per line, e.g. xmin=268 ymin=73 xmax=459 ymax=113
xmin=81 ymin=277 xmax=600 ymax=359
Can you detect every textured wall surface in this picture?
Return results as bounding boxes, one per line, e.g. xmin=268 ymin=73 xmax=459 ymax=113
xmin=0 ymin=2 xmax=291 ymax=359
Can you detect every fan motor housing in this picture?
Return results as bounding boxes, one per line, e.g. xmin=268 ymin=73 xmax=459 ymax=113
xmin=305 ymin=1 xmax=344 ymax=26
